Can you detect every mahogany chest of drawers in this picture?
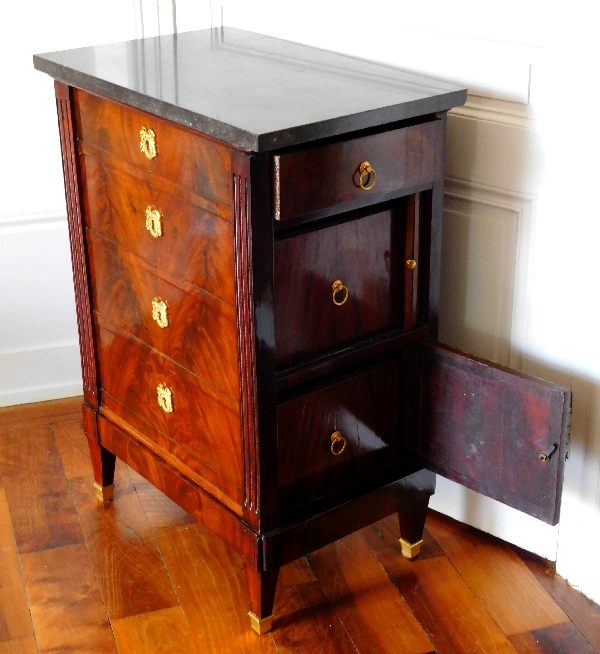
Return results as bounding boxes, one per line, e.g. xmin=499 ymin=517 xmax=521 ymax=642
xmin=34 ymin=28 xmax=571 ymax=634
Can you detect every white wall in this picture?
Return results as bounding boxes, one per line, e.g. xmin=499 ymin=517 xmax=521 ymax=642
xmin=2 ymin=0 xmax=598 ymax=604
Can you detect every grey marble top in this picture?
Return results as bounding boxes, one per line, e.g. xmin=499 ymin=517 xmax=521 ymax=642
xmin=34 ymin=28 xmax=467 ymax=152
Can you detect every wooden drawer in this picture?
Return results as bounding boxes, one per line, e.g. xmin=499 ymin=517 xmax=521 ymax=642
xmin=275 ymin=119 xmax=442 ymax=222
xmin=74 ymin=89 xmax=232 ymax=206
xmin=96 ymin=323 xmax=243 ymax=495
xmin=275 ymin=203 xmax=421 ymax=365
xmin=81 ymin=154 xmax=235 ymax=305
xmin=278 ymin=360 xmax=399 ymax=512
xmin=88 ymin=233 xmax=239 ymax=400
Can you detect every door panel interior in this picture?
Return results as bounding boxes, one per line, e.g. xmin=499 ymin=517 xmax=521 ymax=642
xmin=402 ymin=341 xmax=571 ymax=524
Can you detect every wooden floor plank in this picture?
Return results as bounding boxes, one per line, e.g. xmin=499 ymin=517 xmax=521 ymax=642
xmin=155 ymin=523 xmax=277 ymax=654
xmin=508 ymin=621 xmax=598 ymax=654
xmin=51 ymin=418 xmax=92 ymax=480
xmin=19 ymin=543 xmax=117 ymax=654
xmin=0 ymin=426 xmax=83 ymax=554
xmin=307 ymin=531 xmax=435 ymax=654
xmin=270 ymin=558 xmax=360 ymax=654
xmin=0 ymin=484 xmax=33 ymax=643
xmin=69 ymin=462 xmax=179 ymax=620
xmin=111 ymin=607 xmax=196 ymax=654
xmin=128 ymin=468 xmax=195 ymax=532
xmin=0 ymin=397 xmax=81 ymax=429
xmin=515 ymin=547 xmax=600 ymax=652
xmin=0 ymin=636 xmax=38 ymax=654
xmin=425 ymin=511 xmax=569 ymax=635
xmin=362 ymin=518 xmax=519 ymax=654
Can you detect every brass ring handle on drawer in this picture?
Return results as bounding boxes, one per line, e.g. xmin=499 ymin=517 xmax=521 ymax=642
xmin=151 ymin=297 xmax=169 ymax=328
xmin=330 ymin=430 xmax=347 ymax=456
xmin=358 ymin=161 xmax=376 ymax=191
xmin=140 ymin=126 xmax=157 ymax=160
xmin=157 ymin=383 xmax=174 ymax=413
xmin=145 ymin=206 xmax=163 ymax=238
xmin=332 ymin=279 xmax=349 ymax=306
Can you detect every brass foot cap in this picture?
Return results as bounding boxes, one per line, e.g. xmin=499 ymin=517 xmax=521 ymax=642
xmin=94 ymin=482 xmax=115 ymax=502
xmin=248 ymin=611 xmax=273 ymax=635
xmin=399 ymin=537 xmax=423 ymax=559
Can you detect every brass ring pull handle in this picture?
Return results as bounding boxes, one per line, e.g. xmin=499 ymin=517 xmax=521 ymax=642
xmin=140 ymin=126 xmax=157 ymax=160
xmin=151 ymin=297 xmax=169 ymax=328
xmin=145 ymin=206 xmax=163 ymax=238
xmin=358 ymin=161 xmax=376 ymax=191
xmin=157 ymin=383 xmax=174 ymax=413
xmin=330 ymin=430 xmax=347 ymax=456
xmin=332 ymin=279 xmax=349 ymax=306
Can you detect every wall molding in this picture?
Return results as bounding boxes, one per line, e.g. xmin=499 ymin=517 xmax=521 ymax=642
xmin=443 ymin=177 xmax=537 ymax=371
xmin=0 ymin=211 xmax=67 ymax=235
xmin=451 ymin=93 xmax=534 ymax=128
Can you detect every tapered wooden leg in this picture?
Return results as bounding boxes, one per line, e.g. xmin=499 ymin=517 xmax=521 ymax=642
xmin=398 ymin=494 xmax=431 ymax=560
xmin=243 ymin=562 xmax=279 ymax=635
xmin=82 ymin=404 xmax=116 ymax=502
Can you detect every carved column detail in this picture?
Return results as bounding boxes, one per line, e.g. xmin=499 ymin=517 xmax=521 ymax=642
xmin=54 ymin=81 xmax=98 ymax=408
xmin=233 ymin=158 xmax=259 ymax=514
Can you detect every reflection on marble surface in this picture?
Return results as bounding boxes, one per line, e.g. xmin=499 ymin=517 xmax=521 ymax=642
xmin=34 ymin=28 xmax=466 ymax=151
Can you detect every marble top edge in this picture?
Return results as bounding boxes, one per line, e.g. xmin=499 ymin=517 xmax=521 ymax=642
xmin=34 ymin=27 xmax=467 ymax=152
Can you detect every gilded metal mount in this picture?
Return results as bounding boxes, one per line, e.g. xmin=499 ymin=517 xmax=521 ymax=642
xmin=94 ymin=482 xmax=115 ymax=502
xmin=145 ymin=206 xmax=163 ymax=238
xmin=140 ymin=126 xmax=157 ymax=160
xmin=399 ymin=537 xmax=423 ymax=559
xmin=358 ymin=161 xmax=376 ymax=190
xmin=157 ymin=383 xmax=174 ymax=413
xmin=151 ymin=297 xmax=169 ymax=329
xmin=332 ymin=279 xmax=349 ymax=306
xmin=330 ymin=430 xmax=347 ymax=456
xmin=248 ymin=612 xmax=273 ymax=635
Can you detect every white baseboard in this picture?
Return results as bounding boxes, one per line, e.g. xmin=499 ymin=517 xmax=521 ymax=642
xmin=430 ymin=476 xmax=559 ymax=561
xmin=0 ymin=341 xmax=83 ymax=408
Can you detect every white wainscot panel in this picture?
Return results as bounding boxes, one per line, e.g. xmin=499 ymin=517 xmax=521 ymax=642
xmin=433 ymin=179 xmax=560 ymax=559
xmin=0 ymin=215 xmax=82 ymax=407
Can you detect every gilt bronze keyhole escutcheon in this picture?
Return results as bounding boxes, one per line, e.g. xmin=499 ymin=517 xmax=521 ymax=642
xmin=145 ymin=206 xmax=163 ymax=238
xmin=140 ymin=126 xmax=157 ymax=160
xmin=151 ymin=297 xmax=169 ymax=329
xmin=156 ymin=383 xmax=173 ymax=413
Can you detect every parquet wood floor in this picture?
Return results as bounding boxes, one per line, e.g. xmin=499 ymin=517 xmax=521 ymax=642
xmin=0 ymin=397 xmax=598 ymax=654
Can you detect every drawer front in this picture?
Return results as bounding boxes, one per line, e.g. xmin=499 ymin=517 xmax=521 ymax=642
xmin=275 ymin=208 xmax=407 ymax=364
xmin=278 ymin=361 xmax=399 ymax=511
xmin=74 ymin=89 xmax=232 ymax=206
xmin=96 ymin=324 xmax=243 ymax=494
xmin=275 ymin=119 xmax=442 ymax=222
xmin=88 ymin=234 xmax=239 ymax=400
xmin=81 ymin=154 xmax=235 ymax=305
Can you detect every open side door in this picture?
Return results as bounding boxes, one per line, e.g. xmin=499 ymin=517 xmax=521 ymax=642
xmin=402 ymin=342 xmax=571 ymax=525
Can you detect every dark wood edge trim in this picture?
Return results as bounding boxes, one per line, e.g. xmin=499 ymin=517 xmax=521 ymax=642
xmin=260 ymin=468 xmax=435 ymax=571
xmin=98 ymin=413 xmax=259 ymax=565
xmin=232 ymin=153 xmax=260 ymax=516
xmin=427 ymin=113 xmax=447 ymax=341
xmin=276 ymin=325 xmax=429 ymax=391
xmin=55 ymin=81 xmax=99 ymax=408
